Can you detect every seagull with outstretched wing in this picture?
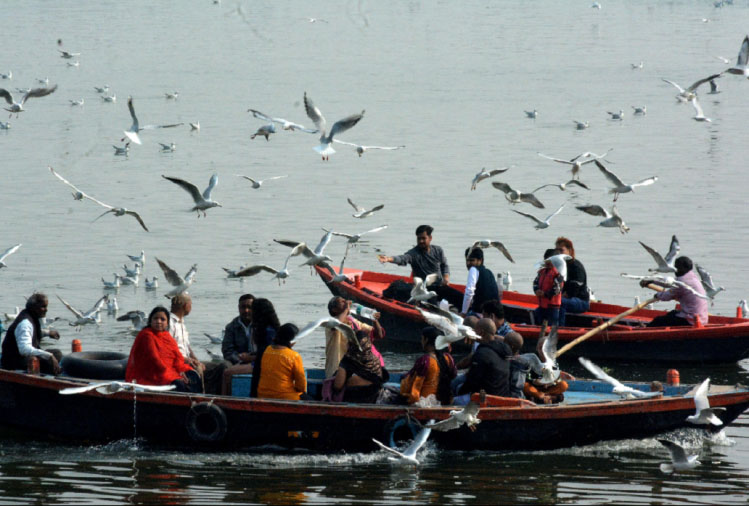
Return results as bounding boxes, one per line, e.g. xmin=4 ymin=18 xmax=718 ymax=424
xmin=576 ymin=204 xmax=630 ymax=233
xmin=0 ymin=84 xmax=57 ymax=118
xmin=512 ymin=204 xmax=565 ymax=230
xmin=156 ymin=258 xmax=197 ymax=298
xmin=303 ymin=92 xmax=365 ymax=160
xmin=162 ymin=174 xmax=221 ymax=217
xmin=471 ymin=167 xmax=510 ymax=190
xmin=492 ymin=181 xmax=545 ymax=208
xmin=579 ymin=356 xmax=661 ymax=399
xmin=469 ymin=240 xmax=515 ymax=263
xmin=639 ymin=236 xmax=679 ymax=273
xmin=248 ymin=108 xmax=318 ymax=133
xmin=122 ymin=96 xmax=184 ymax=145
xmin=0 ymin=244 xmax=22 ymax=269
xmin=426 ymin=401 xmax=481 ymax=431
xmin=371 ymin=426 xmax=432 ymax=465
xmin=686 ymin=378 xmax=726 ymax=426
xmin=57 ymin=294 xmax=109 ymax=329
xmin=60 ymin=381 xmax=175 ymax=395
xmin=347 ymin=198 xmax=384 ymax=219
xmin=595 ymin=160 xmax=657 ymax=201
xmin=333 ymin=139 xmax=405 ymax=157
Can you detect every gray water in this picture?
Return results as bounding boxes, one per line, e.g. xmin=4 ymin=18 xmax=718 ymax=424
xmin=2 ymin=0 xmax=749 ymax=503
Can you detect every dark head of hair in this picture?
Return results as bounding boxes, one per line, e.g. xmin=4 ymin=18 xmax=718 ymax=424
xmin=674 ymin=256 xmax=693 ymax=275
xmin=415 ymin=224 xmax=433 ymax=236
xmin=481 ymin=300 xmax=504 ymax=320
xmin=238 ymin=293 xmax=255 ymax=304
xmin=421 ymin=326 xmax=441 ymax=348
xmin=148 ymin=306 xmax=170 ymax=328
xmin=504 ymin=332 xmax=523 ymax=354
xmin=543 ymin=248 xmax=558 ymax=260
xmin=25 ymin=293 xmax=48 ymax=311
xmin=555 ymin=237 xmax=575 ymax=258
xmin=465 ymin=247 xmax=484 ymax=261
xmin=251 ymin=298 xmax=281 ymax=349
xmin=273 ymin=323 xmax=299 ymax=347
xmin=327 ymin=296 xmax=348 ymax=317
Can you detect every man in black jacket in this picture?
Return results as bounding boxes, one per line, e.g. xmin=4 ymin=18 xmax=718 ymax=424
xmin=220 ymin=293 xmax=255 ymax=395
xmin=457 ymin=318 xmax=512 ymax=402
xmin=555 ymin=237 xmax=590 ymax=326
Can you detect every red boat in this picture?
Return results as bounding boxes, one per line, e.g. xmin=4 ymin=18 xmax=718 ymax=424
xmin=315 ymin=266 xmax=749 ymax=363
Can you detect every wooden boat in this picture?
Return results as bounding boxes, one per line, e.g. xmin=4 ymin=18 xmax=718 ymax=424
xmin=315 ymin=266 xmax=749 ymax=362
xmin=0 ymin=367 xmax=747 ymax=452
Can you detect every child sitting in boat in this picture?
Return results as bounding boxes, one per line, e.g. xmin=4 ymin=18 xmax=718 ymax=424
xmin=399 ymin=326 xmax=457 ymax=406
xmin=504 ymin=332 xmax=568 ymax=404
xmin=256 ymin=323 xmax=311 ymax=401
xmin=534 ymin=248 xmax=564 ymax=355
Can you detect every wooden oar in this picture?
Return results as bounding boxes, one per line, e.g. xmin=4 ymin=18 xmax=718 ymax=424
xmin=556 ymin=295 xmax=658 ymax=358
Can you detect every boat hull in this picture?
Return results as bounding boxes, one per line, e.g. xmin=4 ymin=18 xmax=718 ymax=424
xmin=1 ymin=370 xmax=747 ymax=451
xmin=316 ymin=266 xmax=749 ymax=362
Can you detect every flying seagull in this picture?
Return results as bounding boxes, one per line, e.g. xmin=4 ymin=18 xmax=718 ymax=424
xmin=348 ymin=198 xmax=384 ymax=218
xmin=274 ymin=231 xmax=334 ymax=269
xmin=162 ymin=174 xmax=221 ymax=217
xmin=237 ymin=174 xmax=288 ymax=189
xmin=511 ymin=204 xmax=565 ymax=230
xmin=250 ymin=122 xmax=276 ymax=141
xmin=417 ymin=307 xmax=479 ymax=349
xmin=469 ymin=240 xmax=515 ymax=263
xmin=595 ymin=160 xmax=657 ymax=201
xmin=292 ymin=316 xmax=361 ymax=350
xmin=0 ymin=244 xmax=22 ymax=269
xmin=532 ymin=180 xmax=589 ymax=193
xmin=725 ymin=34 xmax=749 ymax=77
xmin=661 ymin=73 xmax=722 ymax=102
xmin=408 ymin=274 xmax=439 ymax=304
xmin=56 ymin=294 xmax=109 ymax=329
xmin=537 ymin=149 xmax=612 ymax=179
xmin=325 ymin=225 xmax=388 ymax=246
xmin=426 ymin=401 xmax=481 ymax=431
xmin=639 ymin=236 xmax=679 ymax=273
xmin=576 ymin=205 xmax=630 ymax=233
xmin=658 ymin=439 xmax=700 ymax=473
xmin=116 ymin=310 xmax=147 ymax=332
xmin=156 ymin=258 xmax=197 ymax=298
xmin=491 ymin=182 xmax=545 ymax=208
xmin=332 ymin=139 xmax=405 ymax=157
xmin=49 ymin=167 xmax=149 ymax=231
xmin=0 ymin=84 xmax=58 ymax=118
xmin=689 ymin=97 xmax=712 ymax=122
xmin=371 ymin=426 xmax=432 ymax=465
xmin=471 ymin=167 xmax=510 ymax=191
xmin=620 ymin=273 xmax=709 ymax=300
xmin=247 ymin=109 xmax=318 ymax=133
xmin=60 ymin=381 xmax=175 ymax=396
xmin=578 ymin=357 xmax=661 ymax=399
xmin=303 ymin=92 xmax=365 ymax=160
xmin=233 ymin=243 xmax=306 ymax=285
xmin=122 ymin=96 xmax=183 ymax=145
xmin=686 ymin=378 xmax=725 ymax=426
xmin=695 ymin=264 xmax=725 ymax=302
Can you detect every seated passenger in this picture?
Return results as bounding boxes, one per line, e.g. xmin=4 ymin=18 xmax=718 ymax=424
xmin=256 ymin=323 xmax=309 ymax=401
xmin=506 ymin=332 xmax=568 ymax=404
xmin=221 ymin=293 xmax=255 ymax=395
xmin=333 ymin=330 xmax=389 ymax=403
xmin=248 ymin=298 xmax=281 ymax=398
xmin=125 ymin=306 xmax=201 ymax=392
xmin=455 ymin=318 xmax=512 ymax=404
xmin=0 ymin=293 xmax=62 ymax=375
xmin=481 ymin=300 xmax=514 ymax=337
xmin=400 ymin=326 xmax=458 ymax=405
xmin=325 ymin=296 xmax=385 ymax=379
xmin=642 ymin=256 xmax=708 ymax=327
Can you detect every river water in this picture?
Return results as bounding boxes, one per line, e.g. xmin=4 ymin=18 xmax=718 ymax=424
xmin=2 ymin=0 xmax=749 ymax=503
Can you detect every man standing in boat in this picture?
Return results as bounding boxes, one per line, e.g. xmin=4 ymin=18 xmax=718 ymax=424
xmin=378 ymin=224 xmax=464 ymax=308
xmin=642 ymin=256 xmax=708 ymax=327
xmin=0 ymin=293 xmax=62 ymax=375
xmin=461 ymin=247 xmax=501 ymax=316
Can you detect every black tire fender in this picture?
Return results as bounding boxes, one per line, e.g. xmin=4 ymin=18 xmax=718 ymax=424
xmin=382 ymin=415 xmax=421 ymax=448
xmin=60 ymin=351 xmax=128 ymax=380
xmin=185 ymin=402 xmax=228 ymax=443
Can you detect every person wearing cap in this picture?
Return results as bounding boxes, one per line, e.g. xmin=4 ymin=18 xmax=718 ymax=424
xmin=461 ymin=247 xmax=500 ymax=316
xmin=642 ymin=256 xmax=708 ymax=327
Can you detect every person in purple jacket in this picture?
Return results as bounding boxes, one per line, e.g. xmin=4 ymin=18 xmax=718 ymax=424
xmin=641 ymin=256 xmax=708 ymax=327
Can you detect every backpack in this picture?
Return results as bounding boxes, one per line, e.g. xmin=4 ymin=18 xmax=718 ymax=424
xmin=382 ymin=279 xmax=413 ymax=303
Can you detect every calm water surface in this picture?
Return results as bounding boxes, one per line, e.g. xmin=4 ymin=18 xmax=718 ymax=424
xmin=2 ymin=0 xmax=749 ymax=503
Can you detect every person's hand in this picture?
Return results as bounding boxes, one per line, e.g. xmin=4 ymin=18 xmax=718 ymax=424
xmin=639 ymin=279 xmax=651 ymax=288
xmin=48 ymin=330 xmax=60 ymax=340
xmin=377 ymin=255 xmax=390 ymax=264
xmin=180 ymin=371 xmax=189 ymax=382
xmin=535 ymin=290 xmax=544 ymax=298
xmin=238 ymin=352 xmax=251 ymax=363
xmin=372 ymin=311 xmax=381 ymax=320
xmin=49 ymin=356 xmax=62 ymax=375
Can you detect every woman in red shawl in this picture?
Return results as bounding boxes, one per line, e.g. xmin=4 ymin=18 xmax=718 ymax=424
xmin=125 ymin=306 xmax=200 ymax=392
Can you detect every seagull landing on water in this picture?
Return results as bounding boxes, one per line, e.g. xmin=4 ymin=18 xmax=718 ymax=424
xmin=49 ymin=167 xmax=149 ymax=231
xmin=156 ymin=258 xmax=197 ymax=298
xmin=303 ymin=92 xmax=365 ymax=161
xmin=512 ymin=204 xmax=565 ymax=230
xmin=725 ymin=35 xmax=749 ymax=77
xmin=695 ymin=264 xmax=725 ymax=302
xmin=348 ymin=198 xmax=384 ymax=218
xmin=0 ymin=84 xmax=57 ymax=118
xmin=537 ymin=149 xmax=612 ymax=180
xmin=57 ymin=294 xmax=109 ymax=330
xmin=371 ymin=426 xmax=432 ymax=465
xmin=639 ymin=235 xmax=679 ymax=273
xmin=162 ymin=174 xmax=221 ymax=217
xmin=595 ymin=160 xmax=658 ymax=201
xmin=333 ymin=139 xmax=406 ymax=157
xmin=0 ymin=244 xmax=22 ymax=269
xmin=470 ymin=167 xmax=510 ymax=191
xmin=662 ymin=74 xmax=722 ymax=102
xmin=237 ymin=174 xmax=288 ymax=189
xmin=579 ymin=357 xmax=661 ymax=399
xmin=248 ymin=109 xmax=318 ymax=134
xmin=686 ymin=378 xmax=726 ymax=426
xmin=576 ymin=204 xmax=630 ymax=233
xmin=491 ymin=182 xmax=545 ymax=208
xmin=658 ymin=439 xmax=700 ymax=473
xmin=122 ymin=96 xmax=183 ymax=145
